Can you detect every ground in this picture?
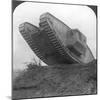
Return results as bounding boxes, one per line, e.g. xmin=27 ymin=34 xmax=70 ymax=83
xmin=12 ymin=60 xmax=97 ymax=99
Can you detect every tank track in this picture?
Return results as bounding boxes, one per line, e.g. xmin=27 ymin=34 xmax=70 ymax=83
xmin=19 ymin=22 xmax=48 ymax=64
xmin=39 ymin=18 xmax=79 ymax=64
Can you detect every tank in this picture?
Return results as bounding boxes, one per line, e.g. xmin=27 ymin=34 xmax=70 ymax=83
xmin=19 ymin=12 xmax=94 ymax=65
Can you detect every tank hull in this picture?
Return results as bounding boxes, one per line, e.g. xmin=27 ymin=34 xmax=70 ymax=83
xmin=19 ymin=12 xmax=94 ymax=65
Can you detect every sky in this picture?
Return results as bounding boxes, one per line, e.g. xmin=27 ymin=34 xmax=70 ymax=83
xmin=13 ymin=2 xmax=96 ymax=70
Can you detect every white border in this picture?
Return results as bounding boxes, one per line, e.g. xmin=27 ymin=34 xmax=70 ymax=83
xmin=0 ymin=0 xmax=99 ymax=100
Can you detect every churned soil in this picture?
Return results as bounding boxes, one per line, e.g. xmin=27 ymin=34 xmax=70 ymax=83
xmin=13 ymin=60 xmax=97 ymax=99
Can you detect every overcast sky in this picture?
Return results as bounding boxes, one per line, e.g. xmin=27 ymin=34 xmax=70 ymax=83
xmin=13 ymin=2 xmax=96 ymax=70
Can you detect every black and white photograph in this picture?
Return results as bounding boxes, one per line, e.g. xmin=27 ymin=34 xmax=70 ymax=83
xmin=12 ymin=0 xmax=97 ymax=99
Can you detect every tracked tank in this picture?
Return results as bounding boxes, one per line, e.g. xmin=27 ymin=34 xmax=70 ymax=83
xmin=19 ymin=12 xmax=94 ymax=65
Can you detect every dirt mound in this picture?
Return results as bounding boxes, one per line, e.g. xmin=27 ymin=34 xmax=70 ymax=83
xmin=13 ymin=60 xmax=97 ymax=99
